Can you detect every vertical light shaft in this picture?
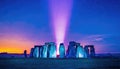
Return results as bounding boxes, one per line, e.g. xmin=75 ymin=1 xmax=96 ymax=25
xmin=49 ymin=0 xmax=73 ymax=55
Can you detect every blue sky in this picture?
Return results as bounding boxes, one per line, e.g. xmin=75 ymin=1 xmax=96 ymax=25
xmin=0 ymin=0 xmax=120 ymax=53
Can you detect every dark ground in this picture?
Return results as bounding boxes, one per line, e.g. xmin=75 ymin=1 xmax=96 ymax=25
xmin=0 ymin=58 xmax=120 ymax=69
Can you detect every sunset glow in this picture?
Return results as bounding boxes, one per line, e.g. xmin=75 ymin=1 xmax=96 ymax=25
xmin=0 ymin=35 xmax=33 ymax=54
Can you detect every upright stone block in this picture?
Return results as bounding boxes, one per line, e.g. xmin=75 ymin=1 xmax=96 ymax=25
xmin=48 ymin=42 xmax=56 ymax=58
xmin=66 ymin=41 xmax=76 ymax=58
xmin=42 ymin=44 xmax=48 ymax=58
xmin=30 ymin=48 xmax=34 ymax=58
xmin=84 ymin=46 xmax=89 ymax=57
xmin=76 ymin=43 xmax=87 ymax=58
xmin=33 ymin=46 xmax=40 ymax=58
xmin=39 ymin=46 xmax=43 ymax=58
xmin=59 ymin=43 xmax=65 ymax=58
xmin=84 ymin=45 xmax=95 ymax=58
xmin=90 ymin=46 xmax=95 ymax=57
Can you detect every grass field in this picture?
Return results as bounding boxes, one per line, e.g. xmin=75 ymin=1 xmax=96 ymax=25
xmin=0 ymin=58 xmax=120 ymax=69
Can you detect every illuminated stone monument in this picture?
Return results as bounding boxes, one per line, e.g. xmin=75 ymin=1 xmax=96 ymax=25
xmin=59 ymin=43 xmax=65 ymax=58
xmin=76 ymin=43 xmax=87 ymax=58
xmin=84 ymin=45 xmax=95 ymax=58
xmin=42 ymin=43 xmax=48 ymax=58
xmin=33 ymin=46 xmax=40 ymax=58
xmin=66 ymin=41 xmax=76 ymax=58
xmin=29 ymin=41 xmax=95 ymax=58
xmin=48 ymin=42 xmax=56 ymax=58
xmin=32 ymin=45 xmax=43 ymax=58
xmin=39 ymin=46 xmax=43 ymax=58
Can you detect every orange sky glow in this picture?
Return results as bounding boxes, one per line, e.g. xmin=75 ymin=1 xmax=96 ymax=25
xmin=0 ymin=35 xmax=34 ymax=54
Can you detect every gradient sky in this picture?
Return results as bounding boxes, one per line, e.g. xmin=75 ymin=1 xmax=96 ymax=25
xmin=0 ymin=0 xmax=120 ymax=54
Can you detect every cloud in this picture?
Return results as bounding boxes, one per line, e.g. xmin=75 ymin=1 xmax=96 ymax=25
xmin=87 ymin=34 xmax=105 ymax=42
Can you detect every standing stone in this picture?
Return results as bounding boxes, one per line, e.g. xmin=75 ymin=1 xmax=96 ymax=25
xmin=84 ymin=45 xmax=95 ymax=58
xmin=42 ymin=44 xmax=48 ymax=58
xmin=33 ymin=46 xmax=40 ymax=58
xmin=39 ymin=46 xmax=43 ymax=58
xmin=66 ymin=41 xmax=76 ymax=58
xmin=76 ymin=43 xmax=87 ymax=58
xmin=90 ymin=46 xmax=95 ymax=57
xmin=48 ymin=42 xmax=56 ymax=58
xmin=47 ymin=43 xmax=51 ymax=58
xmin=59 ymin=43 xmax=65 ymax=58
xmin=30 ymin=48 xmax=34 ymax=58
xmin=84 ymin=46 xmax=89 ymax=57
